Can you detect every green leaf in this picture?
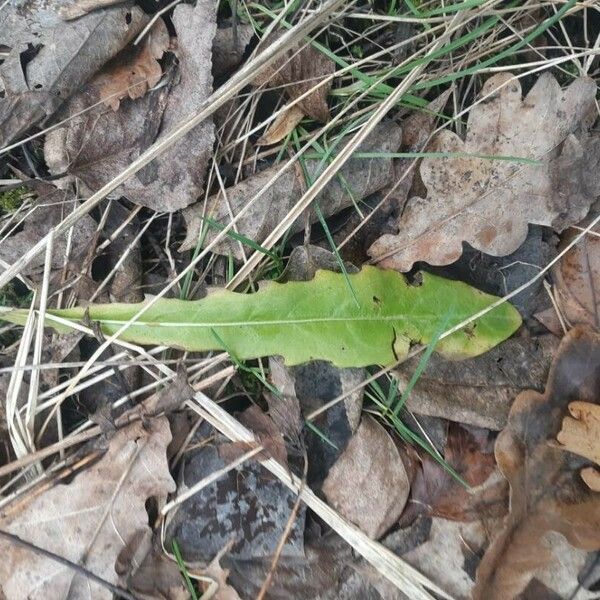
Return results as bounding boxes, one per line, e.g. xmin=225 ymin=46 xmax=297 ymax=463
xmin=0 ymin=267 xmax=521 ymax=367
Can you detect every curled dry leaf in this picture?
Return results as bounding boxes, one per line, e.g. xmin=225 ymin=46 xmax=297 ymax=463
xmin=536 ymin=214 xmax=600 ymax=334
xmin=258 ymin=104 xmax=305 ymax=146
xmin=181 ymin=121 xmax=403 ymax=258
xmin=322 ymin=416 xmax=411 ymax=539
xmin=474 ymin=327 xmax=600 ymax=600
xmin=369 ymin=72 xmax=599 ymax=271
xmin=45 ymin=0 xmax=216 ymax=212
xmin=0 ymin=417 xmax=175 ymax=600
xmin=0 ymin=0 xmax=146 ymax=146
xmin=557 ymin=401 xmax=600 ymax=491
xmin=97 ymin=19 xmax=169 ymax=111
xmin=253 ymin=34 xmax=334 ymax=122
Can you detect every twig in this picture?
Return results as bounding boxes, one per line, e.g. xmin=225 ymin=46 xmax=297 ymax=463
xmin=0 ymin=529 xmax=136 ymax=600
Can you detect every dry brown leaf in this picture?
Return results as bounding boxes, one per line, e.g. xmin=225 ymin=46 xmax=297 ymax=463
xmin=536 ymin=215 xmax=600 ymax=334
xmin=0 ymin=417 xmax=175 ymax=599
xmin=369 ymin=72 xmax=599 ymax=271
xmin=557 ymin=401 xmax=600 ymax=491
xmin=181 ymin=121 xmax=402 ymax=258
xmin=0 ymin=0 xmax=147 ymax=146
xmin=97 ymin=19 xmax=169 ymax=111
xmin=473 ymin=327 xmax=600 ymax=600
xmin=258 ymin=104 xmax=305 ymax=146
xmin=409 ymin=423 xmax=508 ymax=523
xmin=253 ymin=34 xmax=334 ymax=122
xmin=322 ymin=416 xmax=410 ymax=539
xmin=45 ymin=0 xmax=216 ymax=212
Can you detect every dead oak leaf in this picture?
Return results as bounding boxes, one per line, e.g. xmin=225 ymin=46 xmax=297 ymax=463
xmin=557 ymin=401 xmax=600 ymax=491
xmin=0 ymin=417 xmax=175 ymax=600
xmin=473 ymin=327 xmax=600 ymax=600
xmin=369 ymin=72 xmax=598 ymax=271
xmin=97 ymin=19 xmax=170 ymax=111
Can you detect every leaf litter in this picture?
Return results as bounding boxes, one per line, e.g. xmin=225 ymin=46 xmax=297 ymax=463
xmin=1 ymin=4 xmax=600 ymax=600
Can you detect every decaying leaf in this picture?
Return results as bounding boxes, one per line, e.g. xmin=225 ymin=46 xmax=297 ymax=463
xmin=45 ymin=0 xmax=216 ymax=212
xmin=322 ymin=416 xmax=410 ymax=539
xmin=0 ymin=417 xmax=175 ymax=599
xmin=253 ymin=33 xmax=334 ymax=122
xmin=97 ymin=19 xmax=169 ymax=111
xmin=258 ymin=104 xmax=305 ymax=145
xmin=181 ymin=121 xmax=403 ymax=257
xmin=395 ymin=335 xmax=559 ymax=430
xmin=369 ymin=72 xmax=599 ymax=271
xmin=0 ymin=0 xmax=147 ymax=146
xmin=557 ymin=401 xmax=600 ymax=491
xmin=1 ymin=267 xmax=522 ymax=368
xmin=409 ymin=423 xmax=508 ymax=522
xmin=536 ymin=215 xmax=600 ymax=334
xmin=0 ymin=182 xmax=97 ymax=280
xmin=474 ymin=327 xmax=600 ymax=600
xmin=165 ymin=423 xmax=306 ymax=562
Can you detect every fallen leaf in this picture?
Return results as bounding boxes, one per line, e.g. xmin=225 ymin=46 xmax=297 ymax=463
xmin=253 ymin=33 xmax=334 ymax=121
xmin=180 ymin=121 xmax=403 ymax=257
xmin=0 ymin=417 xmax=175 ymax=599
xmin=165 ymin=423 xmax=306 ymax=561
xmin=473 ymin=326 xmax=600 ymax=599
xmin=258 ymin=104 xmax=305 ymax=145
xmin=409 ymin=423 xmax=508 ymax=522
xmin=369 ymin=72 xmax=599 ymax=271
xmin=322 ymin=416 xmax=411 ymax=539
xmin=45 ymin=0 xmax=216 ymax=212
xmin=0 ymin=182 xmax=97 ymax=281
xmin=557 ymin=401 xmax=600 ymax=491
xmin=395 ymin=334 xmax=559 ymax=430
xmin=536 ymin=214 xmax=600 ymax=334
xmin=0 ymin=0 xmax=147 ymax=146
xmin=97 ymin=19 xmax=169 ymax=111
xmin=1 ymin=267 xmax=522 ymax=368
